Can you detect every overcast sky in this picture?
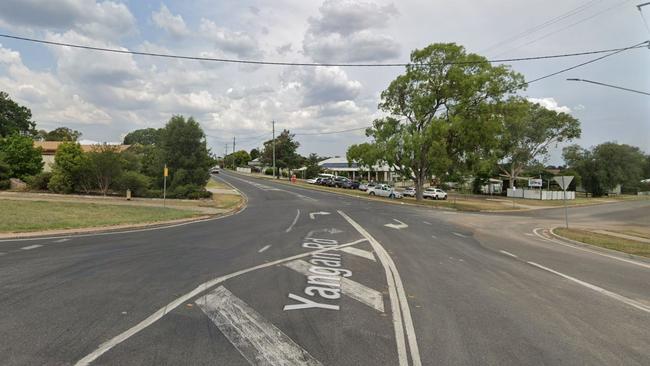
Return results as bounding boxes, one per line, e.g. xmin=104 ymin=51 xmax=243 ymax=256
xmin=0 ymin=0 xmax=648 ymax=164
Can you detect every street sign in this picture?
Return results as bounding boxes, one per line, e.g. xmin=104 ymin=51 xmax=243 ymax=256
xmin=528 ymin=178 xmax=543 ymax=187
xmin=553 ymin=176 xmax=573 ymax=190
xmin=164 ymin=167 xmax=169 ymax=177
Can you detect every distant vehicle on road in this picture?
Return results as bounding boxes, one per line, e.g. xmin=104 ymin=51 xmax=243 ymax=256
xmin=342 ymin=180 xmax=360 ymax=189
xmin=333 ymin=176 xmax=350 ymax=188
xmin=210 ymin=167 xmax=220 ymax=174
xmin=423 ymin=187 xmax=447 ymax=200
xmin=402 ymin=187 xmax=416 ymax=197
xmin=368 ymin=184 xmax=402 ymax=199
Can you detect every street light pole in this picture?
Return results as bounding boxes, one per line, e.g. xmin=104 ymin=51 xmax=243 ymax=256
xmin=272 ymin=120 xmax=276 ymax=179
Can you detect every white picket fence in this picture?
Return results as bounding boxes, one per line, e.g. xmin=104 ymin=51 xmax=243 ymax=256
xmin=236 ymin=167 xmax=251 ymax=174
xmin=507 ymin=188 xmax=575 ymax=200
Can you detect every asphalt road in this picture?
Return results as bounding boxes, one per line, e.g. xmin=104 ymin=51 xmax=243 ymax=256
xmin=1 ymin=170 xmax=648 ymax=366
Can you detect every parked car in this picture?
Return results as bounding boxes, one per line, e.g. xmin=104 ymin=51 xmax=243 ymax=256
xmin=320 ymin=177 xmax=335 ymax=187
xmin=341 ymin=180 xmax=360 ymax=189
xmin=359 ymin=182 xmax=376 ymax=191
xmin=423 ymin=187 xmax=447 ymax=200
xmin=368 ymin=184 xmax=402 ymax=199
xmin=402 ymin=187 xmax=416 ymax=197
xmin=333 ymin=176 xmax=350 ymax=188
xmin=306 ymin=178 xmax=318 ymax=184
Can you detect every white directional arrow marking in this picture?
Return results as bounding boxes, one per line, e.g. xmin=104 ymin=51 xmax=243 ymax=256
xmin=309 ymin=211 xmax=331 ymax=220
xmin=384 ymin=219 xmax=408 ymax=230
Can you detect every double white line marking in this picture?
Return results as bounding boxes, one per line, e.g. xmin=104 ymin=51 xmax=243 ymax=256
xmin=338 ymin=211 xmax=422 ymax=366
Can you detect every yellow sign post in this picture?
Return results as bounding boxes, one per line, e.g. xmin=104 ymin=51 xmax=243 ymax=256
xmin=163 ymin=164 xmax=168 ymax=208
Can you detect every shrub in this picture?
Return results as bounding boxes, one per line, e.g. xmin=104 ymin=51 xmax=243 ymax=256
xmin=114 ymin=171 xmax=151 ymax=196
xmin=25 ymin=171 xmax=52 ymax=190
xmin=48 ymin=171 xmax=74 ymax=193
xmin=264 ymin=167 xmax=274 ymax=175
xmin=168 ymin=184 xmax=211 ymax=199
xmin=0 ymin=180 xmax=9 ymax=190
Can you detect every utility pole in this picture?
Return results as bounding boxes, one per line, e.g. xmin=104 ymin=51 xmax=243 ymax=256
xmin=224 ymin=143 xmax=228 ymax=169
xmin=272 ymin=120 xmax=276 ymax=179
xmin=233 ymin=136 xmax=236 ymax=169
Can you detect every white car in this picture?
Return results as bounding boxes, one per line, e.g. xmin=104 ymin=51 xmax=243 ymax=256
xmin=306 ymin=178 xmax=318 ymax=184
xmin=423 ymin=187 xmax=447 ymax=200
xmin=368 ymin=184 xmax=402 ymax=199
xmin=402 ymin=187 xmax=416 ymax=197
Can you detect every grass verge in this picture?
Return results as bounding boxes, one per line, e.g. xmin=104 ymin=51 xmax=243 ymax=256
xmin=555 ymin=227 xmax=650 ymax=258
xmin=0 ymin=199 xmax=200 ymax=233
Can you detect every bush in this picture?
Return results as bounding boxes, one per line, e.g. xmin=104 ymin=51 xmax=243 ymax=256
xmin=25 ymin=171 xmax=52 ymax=190
xmin=264 ymin=167 xmax=274 ymax=175
xmin=114 ymin=171 xmax=151 ymax=196
xmin=167 ymin=184 xmax=211 ymax=199
xmin=48 ymin=171 xmax=74 ymax=193
xmin=0 ymin=179 xmax=9 ymax=190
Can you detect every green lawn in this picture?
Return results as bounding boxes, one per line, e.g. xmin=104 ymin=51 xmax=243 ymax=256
xmin=555 ymin=228 xmax=650 ymax=258
xmin=0 ymin=199 xmax=200 ymax=233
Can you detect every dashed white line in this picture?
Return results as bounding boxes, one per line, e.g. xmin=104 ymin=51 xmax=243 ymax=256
xmin=21 ymin=245 xmax=42 ymax=250
xmin=422 ymin=221 xmax=432 ymax=225
xmin=196 ymin=286 xmax=322 ymax=365
xmin=285 ymin=209 xmax=300 ymax=233
xmin=452 ymin=232 xmax=467 ymax=238
xmin=284 ymin=259 xmax=384 ymax=312
xmin=53 ymin=238 xmax=69 ymax=243
xmin=499 ymin=250 xmax=518 ymax=258
xmin=258 ymin=245 xmax=271 ymax=253
xmin=431 ymin=235 xmax=437 ymax=239
xmin=75 ymin=237 xmax=368 ymax=366
xmin=527 ymin=261 xmax=650 ymax=314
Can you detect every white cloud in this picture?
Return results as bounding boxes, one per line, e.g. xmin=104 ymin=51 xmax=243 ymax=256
xmin=527 ymin=97 xmax=572 ymax=114
xmin=303 ymin=0 xmax=400 ymax=62
xmin=152 ymin=4 xmax=188 ymax=37
xmin=285 ymin=66 xmax=362 ymax=107
xmin=199 ymin=19 xmax=262 ymax=58
xmin=0 ymin=0 xmax=136 ymax=40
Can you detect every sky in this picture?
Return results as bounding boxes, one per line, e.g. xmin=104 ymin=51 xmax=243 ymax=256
xmin=0 ymin=0 xmax=648 ymax=164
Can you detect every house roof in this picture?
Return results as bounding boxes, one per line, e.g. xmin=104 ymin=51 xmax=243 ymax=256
xmin=318 ymin=156 xmax=393 ymax=172
xmin=34 ymin=141 xmax=130 ymax=155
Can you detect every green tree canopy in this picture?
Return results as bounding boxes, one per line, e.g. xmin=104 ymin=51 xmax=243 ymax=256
xmin=86 ymin=145 xmax=125 ymax=195
xmin=563 ymin=142 xmax=647 ymax=196
xmin=48 ymin=142 xmax=88 ymax=193
xmin=0 ymin=134 xmax=43 ymax=179
xmin=498 ymin=98 xmax=580 ymax=188
xmin=158 ymin=115 xmax=212 ymax=189
xmin=227 ymin=150 xmax=251 ymax=168
xmin=123 ymin=128 xmax=161 ymax=145
xmin=249 ymin=148 xmax=260 ymax=161
xmin=346 ymin=143 xmax=381 ymax=172
xmin=305 ymin=153 xmax=322 ymax=179
xmin=37 ymin=127 xmax=82 ymax=141
xmin=365 ymin=43 xmax=524 ymax=200
xmin=0 ymin=91 xmax=36 ymax=137
xmin=261 ymin=129 xmax=301 ymax=177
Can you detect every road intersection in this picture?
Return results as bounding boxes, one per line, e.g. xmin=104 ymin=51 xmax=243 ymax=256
xmin=0 ymin=170 xmax=648 ymax=365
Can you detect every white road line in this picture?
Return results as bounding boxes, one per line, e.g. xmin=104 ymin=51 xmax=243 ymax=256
xmin=21 ymin=245 xmax=42 ymax=250
xmin=340 ymin=247 xmax=376 ymax=262
xmin=75 ymin=238 xmax=368 ymax=366
xmin=533 ymin=228 xmax=650 ymax=270
xmin=285 ymin=209 xmax=301 ymax=233
xmin=452 ymin=232 xmax=467 ymax=238
xmin=227 ymin=174 xmax=317 ymax=201
xmin=284 ymin=260 xmax=384 ymax=312
xmin=338 ymin=211 xmax=421 ymax=366
xmin=53 ymin=238 xmax=69 ymax=243
xmin=197 ymin=286 xmax=322 ymax=366
xmin=258 ymin=245 xmax=271 ymax=253
xmin=524 ymin=233 xmax=534 ymax=237
xmin=499 ymin=250 xmax=518 ymax=258
xmin=422 ymin=221 xmax=432 ymax=225
xmin=527 ymin=261 xmax=650 ymax=314
xmin=431 ymin=235 xmax=437 ymax=239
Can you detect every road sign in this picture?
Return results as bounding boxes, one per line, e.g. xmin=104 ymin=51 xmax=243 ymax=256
xmin=528 ymin=178 xmax=543 ymax=187
xmin=553 ymin=176 xmax=573 ymax=190
xmin=164 ymin=167 xmax=169 ymax=177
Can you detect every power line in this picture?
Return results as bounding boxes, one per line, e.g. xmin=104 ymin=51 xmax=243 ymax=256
xmin=523 ymin=40 xmax=649 ymax=85
xmin=567 ymin=78 xmax=650 ymax=95
xmin=0 ymin=32 xmax=646 ymax=67
xmin=482 ymin=0 xmax=604 ymax=54
xmin=294 ymin=127 xmax=369 ymax=136
xmin=494 ymin=0 xmax=633 ymax=57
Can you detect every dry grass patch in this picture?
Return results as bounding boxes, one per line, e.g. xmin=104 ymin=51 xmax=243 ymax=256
xmin=555 ymin=227 xmax=650 ymax=258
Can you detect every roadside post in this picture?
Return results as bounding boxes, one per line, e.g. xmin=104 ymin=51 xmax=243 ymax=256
xmin=163 ymin=164 xmax=168 ymax=208
xmin=553 ymin=176 xmax=574 ymax=228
